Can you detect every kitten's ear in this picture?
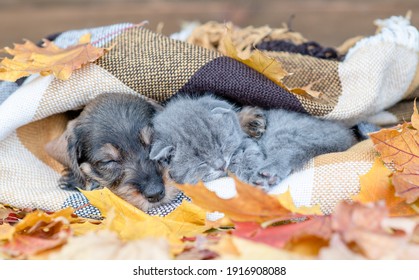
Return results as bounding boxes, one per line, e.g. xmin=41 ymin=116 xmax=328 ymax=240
xmin=150 ymin=142 xmax=174 ymax=163
xmin=211 ymin=107 xmax=231 ymax=115
xmin=139 ymin=125 xmax=153 ymax=146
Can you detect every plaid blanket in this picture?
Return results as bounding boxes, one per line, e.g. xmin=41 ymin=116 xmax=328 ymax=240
xmin=0 ymin=15 xmax=418 ymax=217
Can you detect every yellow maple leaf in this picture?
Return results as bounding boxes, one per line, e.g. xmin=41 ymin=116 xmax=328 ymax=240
xmin=13 ymin=207 xmax=79 ymax=232
xmin=276 ymin=189 xmax=322 ymax=216
xmin=0 ymin=33 xmax=111 ymax=81
xmin=80 ymin=188 xmax=209 ymax=249
xmin=352 ymin=158 xmax=416 ymax=216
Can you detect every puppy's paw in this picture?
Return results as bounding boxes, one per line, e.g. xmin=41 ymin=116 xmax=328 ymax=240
xmin=238 ymin=106 xmax=266 ymax=139
xmin=58 ymin=168 xmax=86 ymax=190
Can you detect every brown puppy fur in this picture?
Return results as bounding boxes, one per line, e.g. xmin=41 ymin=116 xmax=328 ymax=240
xmin=45 ymin=93 xmax=179 ymax=212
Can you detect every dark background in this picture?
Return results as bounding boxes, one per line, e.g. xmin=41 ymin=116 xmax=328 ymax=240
xmin=0 ymin=0 xmax=418 ymax=48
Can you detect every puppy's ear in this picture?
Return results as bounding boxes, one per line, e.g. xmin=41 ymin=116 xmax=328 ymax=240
xmin=59 ymin=120 xmax=86 ymax=189
xmin=45 ymin=119 xmax=77 ymax=167
xmin=150 ymin=141 xmax=174 ymax=164
xmin=139 ymin=125 xmax=153 ymax=146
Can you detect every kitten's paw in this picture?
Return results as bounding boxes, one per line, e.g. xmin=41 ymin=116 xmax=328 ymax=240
xmin=250 ymin=165 xmax=291 ymax=191
xmin=238 ymin=106 xmax=266 ymax=139
xmin=251 ymin=171 xmax=279 ymax=191
xmin=229 ymin=141 xmax=265 ymax=184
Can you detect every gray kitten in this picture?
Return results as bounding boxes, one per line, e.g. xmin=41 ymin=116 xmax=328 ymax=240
xmin=150 ymin=94 xmax=355 ymax=189
xmin=241 ymin=109 xmax=356 ymax=189
xmin=150 ymin=95 xmax=247 ymax=184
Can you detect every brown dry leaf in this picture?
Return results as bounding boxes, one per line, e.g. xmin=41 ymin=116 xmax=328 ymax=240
xmin=0 ymin=33 xmax=111 ymax=81
xmin=219 ymin=28 xmax=331 ymax=103
xmin=49 ymin=230 xmax=170 ymax=260
xmin=1 ymin=218 xmax=71 ymax=258
xmin=289 ymin=78 xmax=333 ymax=104
xmin=392 ymin=172 xmax=419 ymax=204
xmin=370 ymin=123 xmax=419 ymax=173
xmin=353 ymin=158 xmax=416 ymax=216
xmin=318 ymin=234 xmax=366 ymax=260
xmin=369 ymin=104 xmax=419 ymax=203
xmin=381 ymin=216 xmax=419 ymax=239
xmin=176 ymin=178 xmax=301 ymax=223
xmin=219 ymin=28 xmax=290 ymax=89
xmin=0 ymin=208 xmax=96 ymax=258
xmin=332 ymin=201 xmax=419 ymax=259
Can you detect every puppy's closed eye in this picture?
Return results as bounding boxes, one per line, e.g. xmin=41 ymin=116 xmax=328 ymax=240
xmin=98 ymin=159 xmax=119 ymax=165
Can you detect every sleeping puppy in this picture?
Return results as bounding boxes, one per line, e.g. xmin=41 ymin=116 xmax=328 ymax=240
xmin=45 ymin=93 xmax=179 ymax=212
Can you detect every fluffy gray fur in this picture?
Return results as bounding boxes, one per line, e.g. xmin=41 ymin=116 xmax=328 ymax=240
xmin=150 ymin=95 xmax=247 ymax=184
xmin=246 ymin=109 xmax=356 ymax=189
xmin=151 ymin=94 xmax=355 ymax=189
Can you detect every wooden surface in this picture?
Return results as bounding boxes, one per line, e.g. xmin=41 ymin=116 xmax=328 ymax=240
xmin=0 ymin=0 xmax=418 ymax=48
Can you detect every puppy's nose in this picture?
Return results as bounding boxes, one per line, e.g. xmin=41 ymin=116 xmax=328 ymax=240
xmin=144 ymin=188 xmax=165 ymax=203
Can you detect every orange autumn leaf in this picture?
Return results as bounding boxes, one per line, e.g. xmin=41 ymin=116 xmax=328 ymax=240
xmin=0 ymin=208 xmax=78 ymax=257
xmin=1 ymin=222 xmax=71 ymax=257
xmin=369 ymin=123 xmax=419 ymax=173
xmin=0 ymin=33 xmax=111 ymax=81
xmin=369 ymin=104 xmax=419 ymax=203
xmin=176 ymin=178 xmax=302 ymax=223
xmin=353 ymin=158 xmax=416 ymax=216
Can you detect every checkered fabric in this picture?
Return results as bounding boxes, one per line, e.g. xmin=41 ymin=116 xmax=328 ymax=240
xmin=0 ymin=16 xmax=418 ymax=217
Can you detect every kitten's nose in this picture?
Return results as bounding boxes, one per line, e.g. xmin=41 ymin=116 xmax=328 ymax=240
xmin=144 ymin=187 xmax=165 ymax=203
xmin=214 ymin=159 xmax=227 ymax=172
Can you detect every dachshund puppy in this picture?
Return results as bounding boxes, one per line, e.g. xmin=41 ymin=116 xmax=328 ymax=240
xmin=45 ymin=93 xmax=179 ymax=212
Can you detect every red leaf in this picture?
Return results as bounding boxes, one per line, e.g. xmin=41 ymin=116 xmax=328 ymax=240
xmin=232 ymin=216 xmax=332 ymax=249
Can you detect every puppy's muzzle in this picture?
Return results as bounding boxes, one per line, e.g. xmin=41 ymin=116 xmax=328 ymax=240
xmin=143 ymin=185 xmax=165 ymax=203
